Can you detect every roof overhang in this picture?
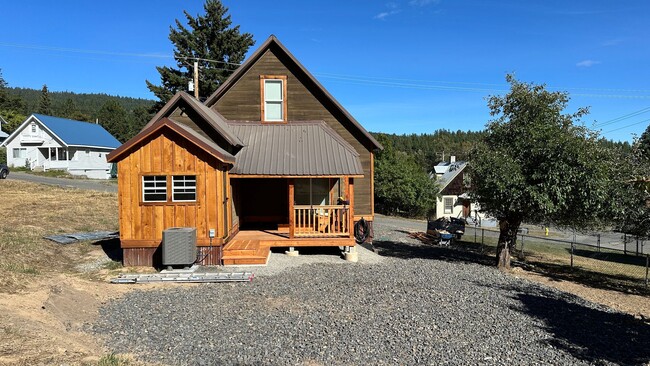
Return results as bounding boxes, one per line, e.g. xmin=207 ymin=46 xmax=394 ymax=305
xmin=143 ymin=92 xmax=242 ymax=149
xmin=106 ymin=118 xmax=235 ymax=164
xmin=204 ymin=35 xmax=383 ymax=152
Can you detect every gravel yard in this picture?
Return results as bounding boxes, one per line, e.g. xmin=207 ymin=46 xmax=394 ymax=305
xmin=93 ymin=216 xmax=650 ymax=365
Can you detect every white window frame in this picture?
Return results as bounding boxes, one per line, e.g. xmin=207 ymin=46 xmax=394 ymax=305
xmin=12 ymin=148 xmax=26 ymax=159
xmin=261 ymin=75 xmax=287 ymax=122
xmin=31 ymin=123 xmax=37 ymax=133
xmin=142 ymin=175 xmax=168 ymax=202
xmin=172 ymin=175 xmax=197 ymax=202
xmin=443 ymin=197 xmax=454 ymax=214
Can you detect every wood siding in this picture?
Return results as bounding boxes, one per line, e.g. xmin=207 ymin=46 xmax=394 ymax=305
xmin=117 ymin=131 xmax=230 ymax=250
xmin=213 ymin=49 xmax=374 ymax=217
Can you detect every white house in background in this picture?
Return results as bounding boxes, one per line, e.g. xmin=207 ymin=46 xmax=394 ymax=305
xmin=0 ymin=114 xmax=120 ymax=179
xmin=433 ymin=157 xmax=486 ymax=224
xmin=0 ymin=116 xmax=8 ymax=144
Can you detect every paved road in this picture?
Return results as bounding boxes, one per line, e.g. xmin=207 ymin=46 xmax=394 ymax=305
xmin=375 ymin=214 xmax=648 ymax=255
xmin=6 ymin=171 xmax=117 ymax=193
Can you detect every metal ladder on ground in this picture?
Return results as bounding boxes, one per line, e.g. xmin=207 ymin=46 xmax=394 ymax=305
xmin=111 ymin=272 xmax=254 ymax=284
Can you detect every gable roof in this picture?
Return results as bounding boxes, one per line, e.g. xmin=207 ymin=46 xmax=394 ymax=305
xmin=437 ymin=162 xmax=467 ymax=191
xmin=1 ymin=114 xmax=120 ymax=149
xmin=107 ymin=118 xmax=235 ymax=164
xmin=228 ymin=121 xmax=363 ymax=177
xmin=204 ymin=35 xmax=383 ymax=152
xmin=144 ymin=92 xmax=242 ymax=148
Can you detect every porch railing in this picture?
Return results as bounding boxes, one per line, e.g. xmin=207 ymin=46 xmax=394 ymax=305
xmin=293 ymin=205 xmax=350 ymax=237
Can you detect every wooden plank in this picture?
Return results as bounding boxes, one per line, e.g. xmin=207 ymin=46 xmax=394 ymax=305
xmin=288 ymin=178 xmax=294 ymax=238
xmin=216 ymin=168 xmax=224 ymax=238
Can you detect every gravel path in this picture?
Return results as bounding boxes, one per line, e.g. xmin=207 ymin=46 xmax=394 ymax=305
xmin=93 ymin=216 xmax=650 ymax=365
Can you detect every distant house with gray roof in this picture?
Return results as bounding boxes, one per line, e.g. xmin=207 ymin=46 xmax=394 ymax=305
xmin=0 ymin=114 xmax=120 ymax=179
xmin=433 ymin=157 xmax=485 ymax=223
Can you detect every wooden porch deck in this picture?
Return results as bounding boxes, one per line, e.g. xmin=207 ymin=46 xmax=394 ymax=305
xmin=221 ymin=229 xmax=355 ymax=266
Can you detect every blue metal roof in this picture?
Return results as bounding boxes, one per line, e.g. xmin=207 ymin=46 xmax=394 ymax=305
xmin=33 ymin=114 xmax=121 ymax=148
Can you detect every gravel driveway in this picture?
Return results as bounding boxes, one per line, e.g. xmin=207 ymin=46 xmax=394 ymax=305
xmin=93 ymin=216 xmax=650 ymax=365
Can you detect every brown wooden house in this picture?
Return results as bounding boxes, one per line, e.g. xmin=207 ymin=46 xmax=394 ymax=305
xmin=107 ymin=35 xmax=383 ymax=266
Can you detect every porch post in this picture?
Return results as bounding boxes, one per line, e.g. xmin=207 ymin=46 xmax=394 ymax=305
xmin=345 ymin=177 xmax=355 ymax=239
xmin=288 ymin=178 xmax=295 ymax=239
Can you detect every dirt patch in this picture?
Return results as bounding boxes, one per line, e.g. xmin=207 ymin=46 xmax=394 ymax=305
xmin=0 ymin=274 xmax=131 ymax=365
xmin=512 ymin=268 xmax=650 ymax=320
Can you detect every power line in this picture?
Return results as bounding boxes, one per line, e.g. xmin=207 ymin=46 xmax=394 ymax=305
xmin=604 ymin=118 xmax=650 ymax=133
xmin=594 ymin=106 xmax=650 ymax=127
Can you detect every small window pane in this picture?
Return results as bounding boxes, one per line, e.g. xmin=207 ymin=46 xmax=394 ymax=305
xmin=265 ymin=102 xmax=283 ymax=121
xmin=264 ymin=80 xmax=283 ymax=101
xmin=444 ymin=197 xmax=453 ymax=214
xmin=13 ymin=148 xmax=26 ymax=159
xmin=143 ymin=176 xmax=167 ymax=202
xmin=172 ymin=175 xmax=196 ymax=202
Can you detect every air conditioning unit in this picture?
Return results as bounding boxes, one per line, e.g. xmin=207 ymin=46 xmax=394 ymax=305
xmin=162 ymin=227 xmax=197 ymax=267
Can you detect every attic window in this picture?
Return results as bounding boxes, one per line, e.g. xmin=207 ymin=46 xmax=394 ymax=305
xmin=260 ymin=75 xmax=287 ymax=122
xmin=31 ymin=123 xmax=37 ymax=133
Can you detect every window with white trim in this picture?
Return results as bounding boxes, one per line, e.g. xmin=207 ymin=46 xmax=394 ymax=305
xmin=13 ymin=148 xmax=26 ymax=159
xmin=443 ymin=197 xmax=454 ymax=214
xmin=142 ymin=176 xmax=168 ymax=202
xmin=261 ymin=76 xmax=287 ymax=122
xmin=172 ymin=175 xmax=197 ymax=202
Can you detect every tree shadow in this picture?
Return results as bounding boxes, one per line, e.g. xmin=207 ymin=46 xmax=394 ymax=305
xmin=482 ymin=283 xmax=650 ymax=365
xmin=570 ymin=248 xmax=648 ymax=267
xmin=519 ymin=259 xmax=650 ymax=296
xmin=373 ymin=235 xmax=496 ymax=266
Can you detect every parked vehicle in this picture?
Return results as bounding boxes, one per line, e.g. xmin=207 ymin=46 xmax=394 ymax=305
xmin=426 ymin=217 xmax=466 ymax=245
xmin=0 ymin=164 xmax=9 ymax=179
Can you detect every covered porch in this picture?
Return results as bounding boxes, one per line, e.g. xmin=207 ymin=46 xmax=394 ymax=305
xmin=223 ymin=176 xmax=356 ymax=265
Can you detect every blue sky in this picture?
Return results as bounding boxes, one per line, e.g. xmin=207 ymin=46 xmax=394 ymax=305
xmin=1 ymin=0 xmax=649 ymax=142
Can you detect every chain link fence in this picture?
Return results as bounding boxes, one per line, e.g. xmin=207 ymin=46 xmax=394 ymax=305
xmin=463 ymin=226 xmax=650 ymax=293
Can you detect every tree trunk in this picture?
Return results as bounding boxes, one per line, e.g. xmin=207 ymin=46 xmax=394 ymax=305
xmin=496 ymin=217 xmax=522 ymax=269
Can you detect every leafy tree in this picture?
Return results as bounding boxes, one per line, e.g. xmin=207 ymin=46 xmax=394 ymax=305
xmin=97 ymin=100 xmax=129 ymax=143
xmin=146 ymin=0 xmax=254 ymax=107
xmin=37 ymin=84 xmax=53 ymax=115
xmin=374 ymin=135 xmax=438 ymax=217
xmin=2 ymin=109 xmax=26 ymax=133
xmin=469 ymin=75 xmax=615 ymax=268
xmin=638 ymin=124 xmax=650 ymax=160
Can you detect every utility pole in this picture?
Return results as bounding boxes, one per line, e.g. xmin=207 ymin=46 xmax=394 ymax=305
xmin=193 ymin=60 xmax=199 ymax=99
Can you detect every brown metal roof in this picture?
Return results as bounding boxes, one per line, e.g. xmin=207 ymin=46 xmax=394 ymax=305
xmin=144 ymin=92 xmax=243 ymax=148
xmin=228 ymin=121 xmax=363 ymax=177
xmin=107 ymin=118 xmax=235 ymax=164
xmin=204 ymin=35 xmax=383 ymax=152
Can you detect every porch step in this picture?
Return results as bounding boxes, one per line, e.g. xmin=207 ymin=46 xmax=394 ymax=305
xmin=222 ymin=240 xmax=270 ymax=266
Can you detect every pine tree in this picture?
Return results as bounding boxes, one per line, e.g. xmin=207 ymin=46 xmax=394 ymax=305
xmin=37 ymin=84 xmax=53 ymax=115
xmin=146 ymin=0 xmax=254 ymax=108
xmin=97 ymin=100 xmax=128 ymax=143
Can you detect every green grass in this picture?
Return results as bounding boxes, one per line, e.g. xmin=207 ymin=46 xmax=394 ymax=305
xmin=97 ymin=354 xmax=130 ymax=366
xmin=103 ymin=260 xmax=123 ymax=270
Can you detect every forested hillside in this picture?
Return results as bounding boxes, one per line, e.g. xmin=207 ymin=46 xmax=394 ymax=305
xmin=7 ymin=87 xmax=153 ymax=118
xmin=0 ymin=78 xmax=155 ymax=143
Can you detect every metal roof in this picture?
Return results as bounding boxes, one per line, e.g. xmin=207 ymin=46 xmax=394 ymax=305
xmin=437 ymin=162 xmax=467 ymax=191
xmin=33 ymin=114 xmax=121 ymax=148
xmin=144 ymin=92 xmax=243 ymax=148
xmin=107 ymin=118 xmax=235 ymax=164
xmin=228 ymin=121 xmax=363 ymax=176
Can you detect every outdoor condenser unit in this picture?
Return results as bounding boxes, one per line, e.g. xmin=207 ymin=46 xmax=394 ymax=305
xmin=162 ymin=227 xmax=197 ymax=267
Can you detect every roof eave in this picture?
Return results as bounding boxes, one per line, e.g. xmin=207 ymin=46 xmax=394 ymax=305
xmin=204 ymin=35 xmax=383 ymax=151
